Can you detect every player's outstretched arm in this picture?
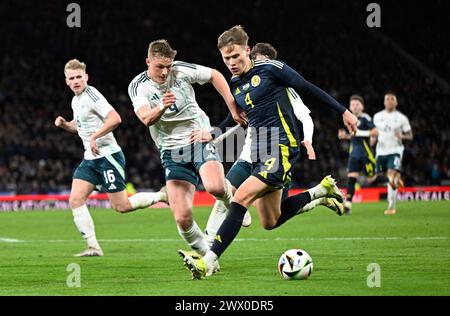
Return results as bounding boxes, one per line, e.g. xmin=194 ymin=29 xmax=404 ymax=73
xmin=268 ymin=63 xmax=358 ymax=133
xmin=90 ymin=109 xmax=122 ymax=156
xmin=54 ymin=116 xmax=77 ymax=133
xmin=209 ymin=69 xmax=247 ymax=126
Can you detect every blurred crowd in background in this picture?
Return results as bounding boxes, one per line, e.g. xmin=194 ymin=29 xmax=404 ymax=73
xmin=0 ymin=0 xmax=448 ymax=194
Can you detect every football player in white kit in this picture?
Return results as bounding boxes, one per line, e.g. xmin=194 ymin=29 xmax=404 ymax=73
xmin=128 ymin=40 xmax=245 ymax=262
xmin=373 ymin=92 xmax=413 ymax=215
xmin=55 ymin=59 xmax=168 ymax=257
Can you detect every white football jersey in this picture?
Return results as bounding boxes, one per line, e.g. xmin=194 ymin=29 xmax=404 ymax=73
xmin=128 ymin=61 xmax=213 ymax=151
xmin=373 ymin=109 xmax=411 ymax=156
xmin=239 ymin=87 xmax=311 ymax=163
xmin=72 ymin=85 xmax=121 ymax=160
xmin=286 ymin=87 xmax=311 ymax=119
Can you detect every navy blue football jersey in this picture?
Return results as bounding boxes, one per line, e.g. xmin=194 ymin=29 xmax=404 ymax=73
xmin=349 ymin=113 xmax=375 ymax=158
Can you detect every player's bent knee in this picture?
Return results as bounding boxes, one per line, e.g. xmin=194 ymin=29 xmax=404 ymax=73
xmin=175 ymin=213 xmax=193 ymax=230
xmin=69 ymin=197 xmax=86 ymax=209
xmin=205 ymin=183 xmax=225 ymax=198
xmin=260 ymin=219 xmax=277 ymax=230
xmin=112 ymin=203 xmax=130 ymax=213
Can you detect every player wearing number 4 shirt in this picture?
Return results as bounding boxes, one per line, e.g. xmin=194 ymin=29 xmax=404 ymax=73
xmin=128 ymin=40 xmax=244 ymax=263
xmin=55 ymin=59 xmax=167 ymax=257
xmin=373 ymin=91 xmax=413 ymax=215
xmin=178 ymin=25 xmax=359 ymax=279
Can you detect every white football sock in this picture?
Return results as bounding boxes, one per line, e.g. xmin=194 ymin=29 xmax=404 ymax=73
xmin=128 ymin=192 xmax=165 ymax=209
xmin=307 ymin=183 xmax=328 ymax=200
xmin=387 ymin=183 xmax=398 ymax=210
xmin=300 ymin=197 xmax=325 ymax=213
xmin=177 ymin=221 xmax=209 ymax=256
xmin=72 ymin=204 xmax=100 ymax=249
xmin=215 ymin=179 xmax=233 ymax=208
xmin=204 ymin=200 xmax=228 ymax=248
xmin=203 ymin=251 xmax=219 ymax=267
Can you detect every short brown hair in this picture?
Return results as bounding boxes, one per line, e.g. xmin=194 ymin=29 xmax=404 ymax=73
xmin=217 ymin=25 xmax=249 ymax=49
xmin=385 ymin=90 xmax=397 ymax=97
xmin=148 ymin=39 xmax=177 ymax=59
xmin=250 ymin=42 xmax=277 ymax=60
xmin=64 ymin=59 xmax=86 ymax=75
xmin=350 ymin=94 xmax=365 ymax=105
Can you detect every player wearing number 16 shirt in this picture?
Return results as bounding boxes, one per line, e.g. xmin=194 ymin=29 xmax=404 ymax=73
xmin=55 ymin=59 xmax=168 ymax=258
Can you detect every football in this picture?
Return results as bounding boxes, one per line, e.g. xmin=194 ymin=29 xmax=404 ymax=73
xmin=278 ymin=249 xmax=313 ymax=280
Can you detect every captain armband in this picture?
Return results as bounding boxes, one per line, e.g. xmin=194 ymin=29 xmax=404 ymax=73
xmin=355 ymin=130 xmax=371 ymax=137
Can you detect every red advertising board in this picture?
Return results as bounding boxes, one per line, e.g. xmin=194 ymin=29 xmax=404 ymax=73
xmin=1 ymin=186 xmax=449 ymax=211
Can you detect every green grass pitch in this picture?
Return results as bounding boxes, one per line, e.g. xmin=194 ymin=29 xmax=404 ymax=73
xmin=0 ymin=201 xmax=449 ymax=296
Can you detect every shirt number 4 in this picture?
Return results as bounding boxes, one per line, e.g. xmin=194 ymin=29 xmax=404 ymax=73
xmin=245 ymin=92 xmax=255 ymax=108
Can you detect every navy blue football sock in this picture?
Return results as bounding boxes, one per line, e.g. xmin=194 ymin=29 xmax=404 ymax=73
xmin=346 ymin=177 xmax=357 ymax=202
xmin=274 ymin=191 xmax=311 ymax=228
xmin=210 ymin=202 xmax=247 ymax=258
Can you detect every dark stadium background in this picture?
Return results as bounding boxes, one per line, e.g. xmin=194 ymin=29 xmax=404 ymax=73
xmin=0 ymin=0 xmax=448 ymax=194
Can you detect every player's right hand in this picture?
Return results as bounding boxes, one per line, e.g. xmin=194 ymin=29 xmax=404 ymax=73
xmin=162 ymin=90 xmax=176 ymax=109
xmin=54 ymin=116 xmax=66 ymax=127
xmin=301 ymin=140 xmax=316 ymax=160
xmin=190 ymin=129 xmax=213 ymax=143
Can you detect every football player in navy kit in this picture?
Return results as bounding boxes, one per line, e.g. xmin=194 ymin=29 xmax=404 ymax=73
xmin=179 ymin=25 xmax=358 ymax=278
xmin=338 ymin=94 xmax=378 ymax=215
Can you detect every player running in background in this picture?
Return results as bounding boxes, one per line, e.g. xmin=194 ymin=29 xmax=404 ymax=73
xmin=197 ymin=42 xmax=326 ymax=248
xmin=55 ymin=59 xmax=167 ymax=257
xmin=338 ymin=94 xmax=378 ymax=215
xmin=128 ymin=40 xmax=245 ymax=259
xmin=373 ymin=91 xmax=412 ymax=215
xmin=179 ymin=25 xmax=358 ymax=278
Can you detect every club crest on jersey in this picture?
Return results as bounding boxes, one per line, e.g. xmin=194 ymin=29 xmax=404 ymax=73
xmin=174 ymin=79 xmax=182 ymax=88
xmin=251 ymin=75 xmax=261 ymax=87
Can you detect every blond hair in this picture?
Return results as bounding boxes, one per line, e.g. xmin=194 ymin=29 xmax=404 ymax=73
xmin=217 ymin=25 xmax=249 ymax=49
xmin=148 ymin=39 xmax=177 ymax=59
xmin=64 ymin=59 xmax=87 ymax=75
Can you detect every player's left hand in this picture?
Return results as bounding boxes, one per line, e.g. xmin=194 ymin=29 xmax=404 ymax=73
xmin=90 ymin=137 xmax=100 ymax=156
xmin=342 ymin=110 xmax=358 ymax=135
xmin=301 ymin=140 xmax=316 ymax=160
xmin=190 ymin=129 xmax=213 ymax=143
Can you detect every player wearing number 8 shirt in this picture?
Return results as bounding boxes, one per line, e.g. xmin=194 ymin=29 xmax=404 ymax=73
xmin=128 ymin=40 xmax=242 ymax=260
xmin=55 ymin=59 xmax=168 ymax=257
